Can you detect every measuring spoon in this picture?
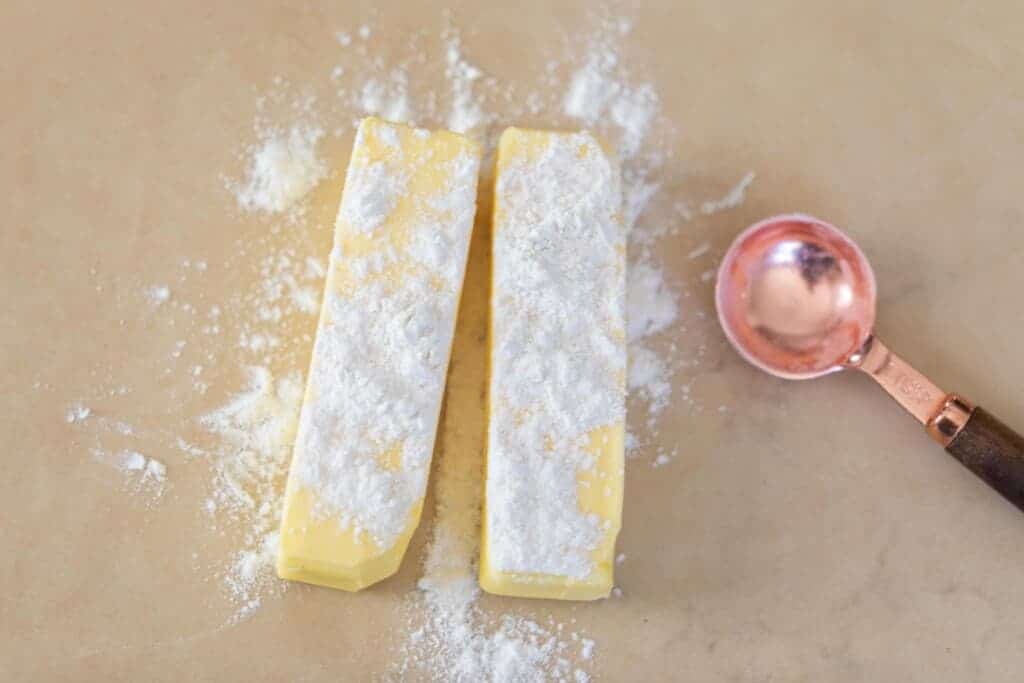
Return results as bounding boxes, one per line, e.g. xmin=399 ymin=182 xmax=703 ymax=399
xmin=715 ymin=214 xmax=1024 ymax=511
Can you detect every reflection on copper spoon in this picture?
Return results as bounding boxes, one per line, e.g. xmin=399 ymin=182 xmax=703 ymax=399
xmin=716 ymin=214 xmax=1024 ymax=511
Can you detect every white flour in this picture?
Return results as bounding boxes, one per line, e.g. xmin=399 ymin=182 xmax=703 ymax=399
xmin=359 ymin=72 xmax=412 ymax=124
xmin=444 ymin=28 xmax=487 ymax=135
xmin=201 ymin=366 xmax=304 ymax=619
xmin=230 ymin=124 xmax=327 ymax=219
xmin=701 ymin=170 xmax=756 ymax=215
xmin=147 ymin=285 xmax=171 ymax=306
xmin=65 ymin=403 xmax=91 ymax=423
xmin=628 ymin=346 xmax=671 ymax=417
xmin=90 ymin=447 xmax=168 ymax=502
xmin=626 ymin=262 xmax=678 ymax=342
xmin=562 ymin=23 xmax=658 ymax=158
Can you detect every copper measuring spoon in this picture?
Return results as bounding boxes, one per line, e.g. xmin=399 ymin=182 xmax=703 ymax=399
xmin=715 ymin=213 xmax=1024 ymax=511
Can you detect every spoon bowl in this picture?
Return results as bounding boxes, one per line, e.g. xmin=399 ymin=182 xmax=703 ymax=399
xmin=715 ymin=214 xmax=877 ymax=380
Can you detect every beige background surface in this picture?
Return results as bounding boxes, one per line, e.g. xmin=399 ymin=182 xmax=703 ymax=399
xmin=4 ymin=1 xmax=1024 ymax=681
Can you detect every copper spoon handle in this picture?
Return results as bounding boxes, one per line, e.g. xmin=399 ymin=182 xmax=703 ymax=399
xmin=848 ymin=336 xmax=1024 ymax=512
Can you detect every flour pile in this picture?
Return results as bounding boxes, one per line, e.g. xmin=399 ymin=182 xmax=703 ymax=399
xmin=231 ymin=125 xmax=328 ymax=220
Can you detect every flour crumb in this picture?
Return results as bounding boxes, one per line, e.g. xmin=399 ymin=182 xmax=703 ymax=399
xmin=652 ymin=449 xmax=676 ymax=468
xmin=66 ymin=403 xmax=91 ymax=423
xmin=232 ymin=125 xmax=327 ymax=218
xmin=147 ymin=285 xmax=171 ymax=305
xmin=112 ymin=421 xmax=135 ymax=436
xmin=122 ymin=450 xmax=147 ymax=471
xmin=627 ymin=263 xmax=677 ymax=342
xmin=700 ymin=171 xmax=756 ymax=215
xmin=143 ymin=457 xmax=167 ymax=484
xmin=675 ymin=200 xmax=695 ymax=222
xmin=92 ymin=449 xmax=168 ymax=501
xmin=687 ymin=242 xmax=710 ymax=260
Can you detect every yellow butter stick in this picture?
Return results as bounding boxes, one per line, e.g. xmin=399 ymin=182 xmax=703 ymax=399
xmin=277 ymin=117 xmax=481 ymax=591
xmin=480 ymin=128 xmax=626 ymax=601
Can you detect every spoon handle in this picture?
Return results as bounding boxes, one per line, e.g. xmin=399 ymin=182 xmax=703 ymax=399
xmin=945 ymin=407 xmax=1024 ymax=512
xmin=850 ymin=337 xmax=1024 ymax=512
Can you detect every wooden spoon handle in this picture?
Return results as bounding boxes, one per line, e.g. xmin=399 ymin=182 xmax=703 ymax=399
xmin=946 ymin=407 xmax=1024 ymax=512
xmin=847 ymin=339 xmax=1024 ymax=511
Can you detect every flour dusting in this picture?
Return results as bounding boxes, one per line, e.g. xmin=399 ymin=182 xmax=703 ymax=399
xmin=66 ymin=403 xmax=91 ymax=424
xmin=231 ymin=124 xmax=327 ymax=219
xmin=64 ymin=5 xmax=763 ymax=679
xmin=201 ymin=366 xmax=304 ymax=620
xmin=701 ymin=171 xmax=756 ymax=215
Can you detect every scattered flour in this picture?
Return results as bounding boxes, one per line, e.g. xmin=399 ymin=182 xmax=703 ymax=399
xmin=91 ymin=448 xmax=168 ymax=502
xmin=120 ymin=450 xmax=165 ymax=480
xmin=234 ymin=248 xmax=326 ymax=365
xmin=653 ymin=454 xmax=670 ymax=467
xmin=580 ymin=638 xmax=596 ymax=661
xmin=147 ymin=285 xmax=171 ymax=305
xmin=625 ymin=258 xmax=678 ymax=423
xmin=201 ymin=366 xmax=304 ymax=619
xmin=628 ymin=345 xmax=671 ymax=417
xmin=67 ymin=6 xmax=760 ymax=678
xmin=687 ymin=242 xmax=711 ymax=260
xmin=443 ymin=28 xmax=487 ymax=134
xmin=700 ymin=171 xmax=756 ymax=215
xmin=359 ymin=71 xmax=412 ymax=123
xmin=66 ymin=403 xmax=91 ymax=423
xmin=231 ymin=124 xmax=327 ymax=218
xmin=626 ymin=263 xmax=678 ymax=342
xmin=562 ymin=22 xmax=658 ymax=158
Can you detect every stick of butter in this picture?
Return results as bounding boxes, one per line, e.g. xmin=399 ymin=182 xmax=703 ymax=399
xmin=277 ymin=117 xmax=481 ymax=591
xmin=480 ymin=128 xmax=626 ymax=601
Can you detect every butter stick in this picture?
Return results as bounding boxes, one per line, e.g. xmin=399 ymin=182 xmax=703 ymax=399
xmin=480 ymin=128 xmax=626 ymax=601
xmin=277 ymin=117 xmax=481 ymax=591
